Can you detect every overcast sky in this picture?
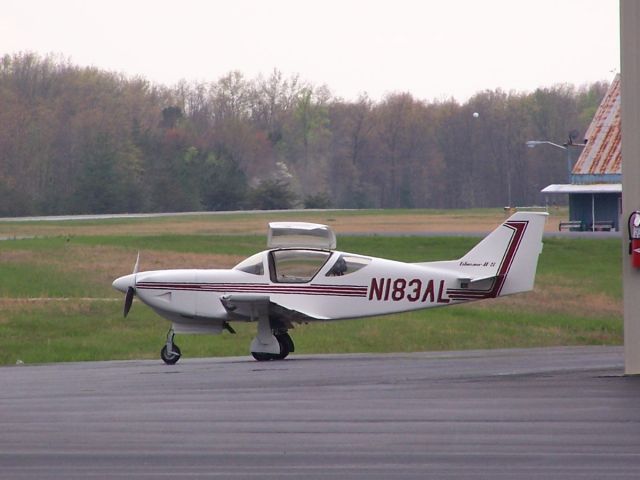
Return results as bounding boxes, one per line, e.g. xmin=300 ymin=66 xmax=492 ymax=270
xmin=2 ymin=0 xmax=620 ymax=102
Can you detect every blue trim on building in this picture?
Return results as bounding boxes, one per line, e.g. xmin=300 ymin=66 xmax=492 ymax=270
xmin=571 ymin=174 xmax=622 ymax=184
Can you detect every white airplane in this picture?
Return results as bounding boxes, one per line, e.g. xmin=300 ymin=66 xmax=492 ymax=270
xmin=112 ymin=212 xmax=547 ymax=363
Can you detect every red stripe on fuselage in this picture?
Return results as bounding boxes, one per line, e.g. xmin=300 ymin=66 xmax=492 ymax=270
xmin=135 ymin=282 xmax=369 ymax=298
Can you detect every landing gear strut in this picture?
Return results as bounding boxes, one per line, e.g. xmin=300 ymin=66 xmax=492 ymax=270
xmin=160 ymin=327 xmax=182 ymax=365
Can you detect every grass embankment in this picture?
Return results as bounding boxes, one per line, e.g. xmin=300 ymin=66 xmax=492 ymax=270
xmin=0 ymin=207 xmax=568 ymax=237
xmin=0 ymin=209 xmax=621 ymax=365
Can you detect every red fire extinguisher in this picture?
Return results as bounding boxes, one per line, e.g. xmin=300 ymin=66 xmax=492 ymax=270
xmin=629 ymin=212 xmax=640 ymax=268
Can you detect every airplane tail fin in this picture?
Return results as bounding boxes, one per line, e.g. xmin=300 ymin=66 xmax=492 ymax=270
xmin=422 ymin=212 xmax=547 ymax=300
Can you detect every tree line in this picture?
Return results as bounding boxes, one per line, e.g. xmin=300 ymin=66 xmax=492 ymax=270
xmin=0 ymin=52 xmax=608 ymax=216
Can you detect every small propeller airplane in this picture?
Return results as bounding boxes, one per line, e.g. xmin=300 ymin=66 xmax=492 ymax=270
xmin=113 ymin=211 xmax=546 ymax=363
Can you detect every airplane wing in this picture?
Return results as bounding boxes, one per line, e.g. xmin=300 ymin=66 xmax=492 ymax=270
xmin=220 ymin=294 xmax=270 ymax=321
xmin=220 ymin=294 xmax=326 ymax=328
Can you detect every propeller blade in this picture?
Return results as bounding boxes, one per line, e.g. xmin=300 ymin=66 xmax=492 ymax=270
xmin=133 ymin=251 xmax=140 ymax=274
xmin=123 ymin=252 xmax=140 ymax=317
xmin=124 ymin=286 xmax=135 ymax=318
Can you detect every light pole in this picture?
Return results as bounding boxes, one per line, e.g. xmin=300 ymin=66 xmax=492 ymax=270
xmin=526 ymin=139 xmax=589 ymax=229
xmin=525 ymin=140 xmax=574 ymax=183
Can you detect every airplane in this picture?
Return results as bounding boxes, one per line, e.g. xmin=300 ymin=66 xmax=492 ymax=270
xmin=112 ymin=211 xmax=547 ymax=363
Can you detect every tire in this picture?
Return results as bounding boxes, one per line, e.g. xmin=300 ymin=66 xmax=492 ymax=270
xmin=161 ymin=344 xmax=181 ymax=365
xmin=251 ymin=351 xmax=274 ymax=361
xmin=276 ymin=332 xmax=295 ymax=353
xmin=274 ymin=334 xmax=291 ymax=360
xmin=251 ymin=333 xmax=294 ymax=361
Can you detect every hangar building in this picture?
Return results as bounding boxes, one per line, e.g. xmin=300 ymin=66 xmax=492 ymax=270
xmin=542 ymin=74 xmax=622 ymax=231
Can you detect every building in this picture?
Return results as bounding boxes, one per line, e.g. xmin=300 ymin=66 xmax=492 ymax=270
xmin=542 ymin=74 xmax=622 ymax=231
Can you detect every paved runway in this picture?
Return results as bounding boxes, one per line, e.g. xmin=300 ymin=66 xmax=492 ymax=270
xmin=1 ymin=346 xmax=639 ymax=479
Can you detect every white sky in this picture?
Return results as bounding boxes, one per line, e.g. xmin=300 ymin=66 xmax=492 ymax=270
xmin=1 ymin=0 xmax=620 ymax=102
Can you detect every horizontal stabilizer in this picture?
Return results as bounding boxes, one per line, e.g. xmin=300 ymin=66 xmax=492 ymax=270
xmin=457 ymin=274 xmax=502 ymax=290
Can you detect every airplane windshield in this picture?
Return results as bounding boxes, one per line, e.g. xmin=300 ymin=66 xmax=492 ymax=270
xmin=234 ymin=253 xmax=265 ymax=275
xmin=270 ymin=249 xmax=331 ymax=283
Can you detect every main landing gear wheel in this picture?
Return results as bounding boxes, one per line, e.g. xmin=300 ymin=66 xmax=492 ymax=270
xmin=251 ymin=351 xmax=275 ymax=362
xmin=275 ymin=332 xmax=294 ymax=360
xmin=251 ymin=332 xmax=295 ymax=361
xmin=161 ymin=327 xmax=181 ymax=365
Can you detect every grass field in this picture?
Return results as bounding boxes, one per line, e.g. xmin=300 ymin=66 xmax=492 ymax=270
xmin=0 ymin=208 xmax=622 ymax=365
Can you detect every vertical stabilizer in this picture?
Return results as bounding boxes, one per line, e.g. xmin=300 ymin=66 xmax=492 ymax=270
xmin=422 ymin=212 xmax=547 ymax=299
xmin=471 ymin=211 xmax=547 ymax=296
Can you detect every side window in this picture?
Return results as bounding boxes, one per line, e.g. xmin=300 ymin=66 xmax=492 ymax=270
xmin=326 ymin=254 xmax=371 ymax=276
xmin=233 ymin=253 xmax=265 ymax=275
xmin=271 ymin=250 xmax=331 ymax=283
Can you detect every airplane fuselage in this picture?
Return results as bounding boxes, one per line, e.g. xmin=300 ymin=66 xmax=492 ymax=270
xmin=116 ymin=252 xmax=465 ymax=325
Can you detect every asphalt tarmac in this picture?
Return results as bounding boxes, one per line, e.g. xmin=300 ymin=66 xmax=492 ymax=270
xmin=1 ymin=346 xmax=639 ymax=479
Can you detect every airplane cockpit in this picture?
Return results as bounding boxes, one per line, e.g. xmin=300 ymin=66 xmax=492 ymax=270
xmin=234 ymin=249 xmax=371 ymax=282
xmin=233 ymin=222 xmax=371 ymax=283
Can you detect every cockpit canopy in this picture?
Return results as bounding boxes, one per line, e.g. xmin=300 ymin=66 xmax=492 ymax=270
xmin=234 ymin=249 xmax=372 ymax=283
xmin=234 ymin=252 xmax=265 ymax=275
xmin=267 ymin=222 xmax=336 ymax=250
xmin=233 ymin=221 xmax=370 ymax=282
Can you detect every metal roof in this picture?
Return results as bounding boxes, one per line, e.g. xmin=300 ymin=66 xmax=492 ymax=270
xmin=572 ymin=74 xmax=621 ymax=177
xmin=541 ymin=183 xmax=621 ymax=194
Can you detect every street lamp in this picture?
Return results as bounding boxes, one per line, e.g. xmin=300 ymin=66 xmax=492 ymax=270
xmin=526 ymin=140 xmax=572 ymax=183
xmin=525 ymin=140 xmax=567 ymax=149
xmin=526 ymin=139 xmax=591 ymax=230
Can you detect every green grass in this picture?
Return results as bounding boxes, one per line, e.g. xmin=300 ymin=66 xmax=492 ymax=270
xmin=0 ymin=263 xmax=99 ymax=297
xmin=73 ymin=234 xmax=265 ymax=256
xmin=537 ymin=237 xmax=621 ymax=298
xmin=0 ymin=302 xmax=161 ymax=363
xmin=0 ymin=302 xmax=620 ymax=365
xmin=0 ymin=210 xmax=623 ymax=365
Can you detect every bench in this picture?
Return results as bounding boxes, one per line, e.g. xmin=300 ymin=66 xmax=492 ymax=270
xmin=590 ymin=221 xmax=616 ymax=232
xmin=559 ymin=221 xmax=583 ymax=232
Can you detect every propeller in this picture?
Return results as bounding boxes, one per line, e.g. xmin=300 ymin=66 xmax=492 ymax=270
xmin=123 ymin=252 xmax=140 ymax=318
xmin=124 ymin=286 xmax=135 ymax=317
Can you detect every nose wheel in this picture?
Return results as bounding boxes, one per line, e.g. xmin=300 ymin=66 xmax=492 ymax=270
xmin=161 ymin=327 xmax=182 ymax=365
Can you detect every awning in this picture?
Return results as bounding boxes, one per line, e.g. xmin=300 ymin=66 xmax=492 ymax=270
xmin=541 ymin=183 xmax=622 ymax=194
